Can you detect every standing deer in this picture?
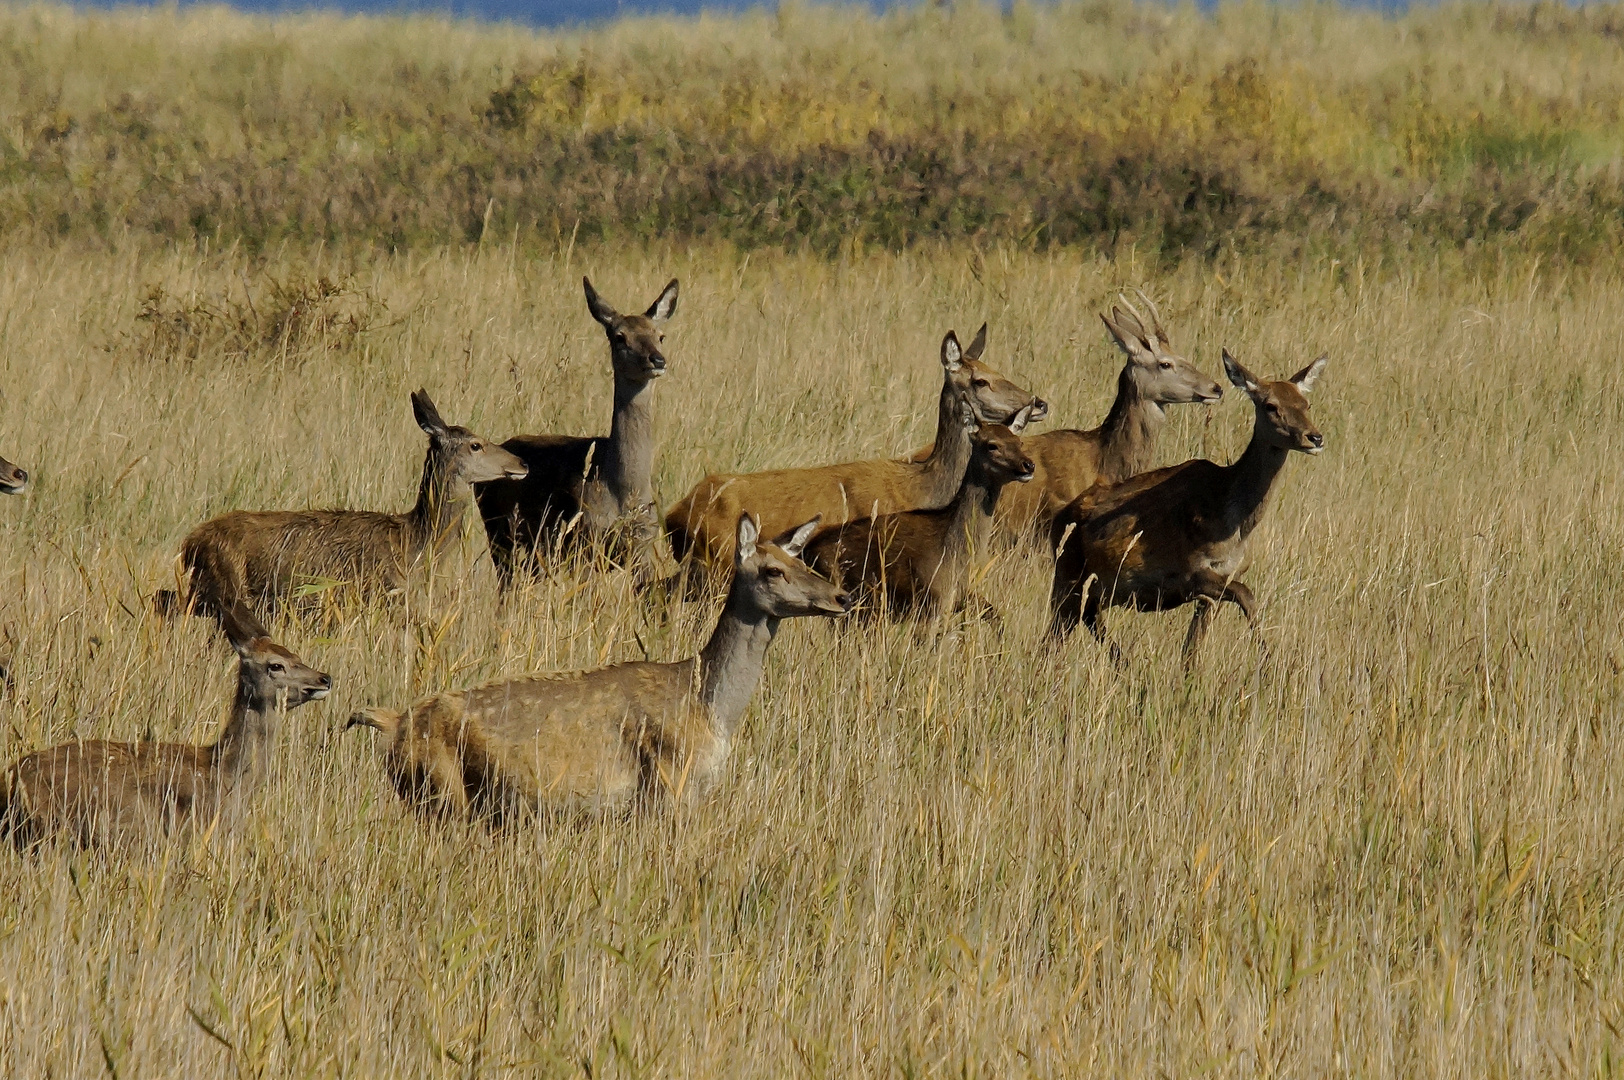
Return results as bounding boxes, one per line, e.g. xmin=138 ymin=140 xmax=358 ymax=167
xmin=0 ymin=453 xmax=27 ymax=494
xmin=665 ymin=325 xmax=1047 ymax=578
xmin=158 ymin=390 xmax=527 ymax=630
xmin=1048 ymin=350 xmax=1327 ymax=665
xmin=805 ymin=399 xmax=1036 ymax=623
xmin=0 ymin=609 xmax=331 ymax=846
xmin=995 ymin=296 xmax=1223 ymax=540
xmin=476 ymin=277 xmax=679 ymax=586
xmin=348 ymin=513 xmax=850 ymax=822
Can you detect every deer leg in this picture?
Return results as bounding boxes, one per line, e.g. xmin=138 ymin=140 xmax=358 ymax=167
xmin=1047 ymin=566 xmax=1087 ymax=640
xmin=1182 ymin=598 xmax=1218 ymax=667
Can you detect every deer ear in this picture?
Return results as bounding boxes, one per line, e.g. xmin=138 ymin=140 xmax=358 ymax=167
xmin=941 ymin=331 xmax=963 ymax=373
xmin=220 ymin=604 xmax=269 ymax=657
xmin=1291 ymin=354 xmax=1329 ymax=394
xmin=583 ymin=276 xmax=619 ymax=327
xmin=645 ymin=279 xmax=679 ymax=323
xmin=411 ymin=390 xmax=448 ymax=436
xmin=1102 ymin=308 xmax=1152 ymax=363
xmin=775 ymin=516 xmax=820 ymax=559
xmin=735 ymin=513 xmax=759 ymax=563
xmin=964 ymin=322 xmax=988 ymax=362
xmin=1007 ymin=403 xmax=1034 ymax=435
xmin=1221 ymin=350 xmax=1262 ymax=397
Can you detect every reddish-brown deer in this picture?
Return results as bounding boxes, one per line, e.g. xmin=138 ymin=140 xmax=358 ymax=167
xmin=159 ymin=390 xmax=527 ymax=630
xmin=476 ymin=277 xmax=679 ymax=585
xmin=348 ymin=513 xmax=850 ymax=822
xmin=0 ymin=453 xmax=27 ymax=495
xmin=995 ymin=295 xmax=1222 ymax=541
xmin=805 ymin=399 xmax=1036 ymax=623
xmin=0 ymin=609 xmax=331 ymax=846
xmin=664 ymin=325 xmax=1047 ymax=578
xmin=1047 ymin=350 xmax=1327 ymax=664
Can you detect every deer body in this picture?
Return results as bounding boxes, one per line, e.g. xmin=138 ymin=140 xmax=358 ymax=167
xmin=806 ymin=403 xmax=1036 ymax=621
xmin=165 ymin=391 xmax=526 ymax=628
xmin=992 ymin=299 xmax=1222 ymax=540
xmin=665 ymin=326 xmax=1047 ymax=574
xmin=0 ymin=454 xmax=26 ymax=495
xmin=1048 ymin=351 xmax=1327 ymax=663
xmin=0 ymin=623 xmax=330 ymax=846
xmin=477 ymin=278 xmax=677 ymax=584
xmin=350 ymin=514 xmax=849 ymax=822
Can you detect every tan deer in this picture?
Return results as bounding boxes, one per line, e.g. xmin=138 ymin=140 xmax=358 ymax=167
xmin=805 ymin=399 xmax=1035 ymax=623
xmin=158 ymin=390 xmax=527 ymax=630
xmin=0 ymin=609 xmax=331 ymax=846
xmin=1047 ymin=350 xmax=1327 ymax=665
xmin=994 ymin=296 xmax=1222 ymax=541
xmin=664 ymin=325 xmax=1047 ymax=578
xmin=0 ymin=453 xmax=26 ymax=495
xmin=348 ymin=513 xmax=850 ymax=821
xmin=476 ymin=277 xmax=679 ymax=585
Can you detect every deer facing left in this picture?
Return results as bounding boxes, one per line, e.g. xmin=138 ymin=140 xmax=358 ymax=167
xmin=0 ymin=609 xmax=331 ymax=847
xmin=158 ymin=390 xmax=527 ymax=632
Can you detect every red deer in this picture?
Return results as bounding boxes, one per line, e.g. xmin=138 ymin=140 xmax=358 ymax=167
xmin=348 ymin=513 xmax=850 ymax=821
xmin=1047 ymin=350 xmax=1327 ymax=665
xmin=665 ymin=325 xmax=1047 ymax=579
xmin=158 ymin=390 xmax=527 ymax=630
xmin=476 ymin=277 xmax=679 ymax=585
xmin=805 ymin=400 xmax=1035 ymax=622
xmin=0 ymin=453 xmax=26 ymax=494
xmin=995 ymin=296 xmax=1222 ymax=541
xmin=0 ymin=609 xmax=330 ymax=846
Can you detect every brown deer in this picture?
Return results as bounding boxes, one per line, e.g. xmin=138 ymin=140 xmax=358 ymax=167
xmin=0 ymin=609 xmax=331 ymax=846
xmin=476 ymin=277 xmax=679 ymax=586
xmin=158 ymin=390 xmax=527 ymax=630
xmin=348 ymin=512 xmax=850 ymax=822
xmin=664 ymin=325 xmax=1047 ymax=578
xmin=995 ymin=296 xmax=1222 ymax=541
xmin=805 ymin=399 xmax=1036 ymax=623
xmin=1047 ymin=350 xmax=1327 ymax=665
xmin=0 ymin=453 xmax=27 ymax=494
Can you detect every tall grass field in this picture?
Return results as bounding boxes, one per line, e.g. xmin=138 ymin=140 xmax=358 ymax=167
xmin=2 ymin=1 xmax=1624 ymax=1076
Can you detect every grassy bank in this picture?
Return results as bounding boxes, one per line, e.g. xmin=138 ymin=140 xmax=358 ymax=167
xmin=3 ymin=1 xmax=1624 ymax=257
xmin=0 ymin=241 xmax=1621 ymax=1073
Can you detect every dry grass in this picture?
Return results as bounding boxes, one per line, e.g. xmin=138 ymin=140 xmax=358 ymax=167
xmin=0 ymin=239 xmax=1620 ymax=1075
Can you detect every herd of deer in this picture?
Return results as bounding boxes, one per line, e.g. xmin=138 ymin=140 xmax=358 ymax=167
xmin=0 ymin=277 xmax=1328 ymax=845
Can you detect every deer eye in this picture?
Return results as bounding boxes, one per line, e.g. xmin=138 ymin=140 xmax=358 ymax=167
xmin=269 ymin=662 xmax=285 ymax=673
xmin=972 ymin=378 xmax=989 ymax=388
xmin=470 ymin=441 xmax=484 ymax=452
xmin=1158 ymin=360 xmax=1174 ymax=370
xmin=764 ymin=566 xmax=786 ymax=581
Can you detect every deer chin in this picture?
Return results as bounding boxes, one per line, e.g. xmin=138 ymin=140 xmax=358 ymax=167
xmin=0 ymin=482 xmax=23 ymax=495
xmin=307 ymin=687 xmax=331 ymax=701
xmin=1013 ymin=472 xmax=1035 ymax=483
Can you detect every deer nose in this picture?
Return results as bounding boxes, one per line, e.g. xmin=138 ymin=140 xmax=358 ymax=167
xmin=1309 ymin=432 xmax=1325 ymax=450
xmin=1029 ymin=397 xmax=1049 ymax=419
xmin=835 ymin=590 xmax=853 ymax=611
xmin=649 ymin=354 xmax=667 ymax=372
xmin=10 ymin=468 xmax=24 ymax=484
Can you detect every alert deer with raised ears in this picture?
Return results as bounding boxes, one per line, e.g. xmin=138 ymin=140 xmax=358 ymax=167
xmin=156 ymin=390 xmax=527 ymax=632
xmin=1047 ymin=350 xmax=1327 ymax=665
xmin=0 ymin=607 xmax=331 ymax=847
xmin=0 ymin=453 xmax=26 ymax=495
xmin=476 ymin=277 xmax=679 ymax=586
xmin=994 ymin=294 xmax=1223 ymax=541
xmin=348 ymin=512 xmax=850 ymax=822
xmin=664 ymin=324 xmax=1047 ymax=580
xmin=805 ymin=398 xmax=1036 ymax=623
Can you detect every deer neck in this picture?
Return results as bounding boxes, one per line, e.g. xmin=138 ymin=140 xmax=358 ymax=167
xmin=696 ymin=587 xmax=780 ymax=741
xmin=1096 ymin=367 xmax=1165 ymax=484
xmin=919 ymin=379 xmax=973 ymax=506
xmin=209 ymin=679 xmax=279 ymax=787
xmin=940 ymin=461 xmax=1002 ymax=575
xmin=596 ymin=376 xmax=658 ymax=511
xmin=406 ymin=443 xmax=469 ymax=560
xmin=1223 ymin=423 xmax=1292 ymax=537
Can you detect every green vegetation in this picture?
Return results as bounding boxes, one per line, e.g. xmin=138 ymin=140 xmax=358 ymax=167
xmin=4 ymin=0 xmax=1624 ymax=257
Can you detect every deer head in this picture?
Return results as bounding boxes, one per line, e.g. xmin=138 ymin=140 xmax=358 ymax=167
xmin=1102 ymin=293 xmax=1223 ymax=406
xmin=964 ymin=397 xmax=1037 ymax=483
xmin=584 ymin=277 xmax=679 ymax=385
xmin=734 ymin=514 xmax=851 ymax=618
xmin=941 ymin=324 xmax=1048 ymax=424
xmin=222 ymin=606 xmax=332 ymax=711
xmin=1222 ymin=350 xmax=1327 ymax=455
xmin=0 ymin=454 xmax=27 ymax=495
xmin=411 ymin=390 xmax=529 ymax=485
